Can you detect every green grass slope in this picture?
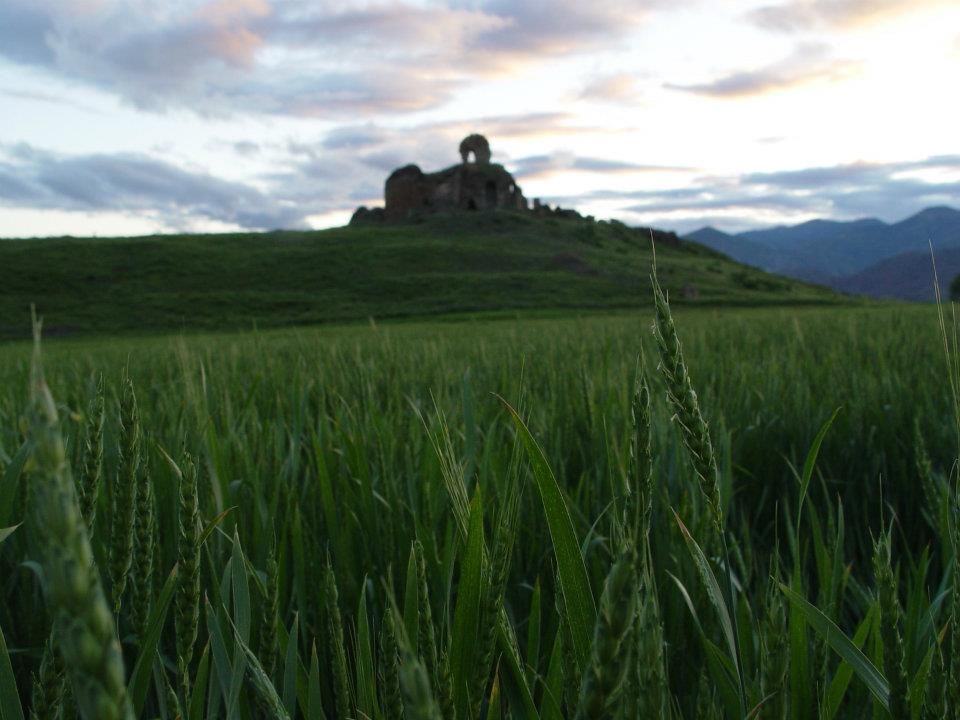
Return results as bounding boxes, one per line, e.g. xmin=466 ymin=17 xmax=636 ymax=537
xmin=0 ymin=211 xmax=840 ymax=339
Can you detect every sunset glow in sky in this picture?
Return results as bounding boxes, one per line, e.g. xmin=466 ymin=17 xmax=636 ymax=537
xmin=1 ymin=0 xmax=958 ymax=237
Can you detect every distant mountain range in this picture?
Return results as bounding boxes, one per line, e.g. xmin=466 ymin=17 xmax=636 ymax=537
xmin=685 ymin=206 xmax=960 ymax=301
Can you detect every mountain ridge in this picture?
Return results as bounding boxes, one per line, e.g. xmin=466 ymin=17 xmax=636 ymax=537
xmin=686 ymin=205 xmax=960 ymax=299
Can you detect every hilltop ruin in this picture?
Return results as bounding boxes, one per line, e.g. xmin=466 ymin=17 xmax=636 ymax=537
xmin=351 ymin=134 xmax=582 ymax=225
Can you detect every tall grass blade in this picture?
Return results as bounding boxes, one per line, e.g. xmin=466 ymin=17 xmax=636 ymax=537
xmin=673 ymin=511 xmax=741 ymax=685
xmin=282 ymin=615 xmax=299 ymax=720
xmin=189 ymin=643 xmax=211 ymax=720
xmin=779 ymin=583 xmax=890 ymax=710
xmin=0 ymin=623 xmax=24 ymax=720
xmin=128 ymin=564 xmax=179 ymax=716
xmin=499 ymin=396 xmax=596 ymax=675
xmin=824 ymin=604 xmax=875 ymax=719
xmin=450 ymin=486 xmax=486 ymax=719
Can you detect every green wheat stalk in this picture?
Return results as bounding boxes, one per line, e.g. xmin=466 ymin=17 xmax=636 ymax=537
xmin=651 ymin=269 xmax=722 ymax=534
xmin=874 ymin=533 xmax=909 ymax=718
xmin=109 ymin=372 xmax=140 ymax=615
xmin=29 ymin=636 xmax=66 ymax=720
xmin=630 ymin=357 xmax=653 ymax=541
xmin=27 ymin=326 xmax=133 ymax=720
xmin=324 ymin=555 xmax=353 ymax=720
xmin=128 ymin=458 xmax=155 ymax=641
xmin=471 ymin=485 xmax=519 ymax=716
xmin=258 ymin=547 xmax=280 ymax=680
xmin=575 ymin=551 xmax=638 ymax=719
xmin=76 ymin=374 xmax=104 ymax=537
xmin=399 ymin=649 xmax=443 ymax=720
xmin=175 ymin=451 xmax=201 ymax=700
xmin=413 ymin=540 xmax=440 ymax=694
xmin=381 ymin=609 xmax=404 ymax=720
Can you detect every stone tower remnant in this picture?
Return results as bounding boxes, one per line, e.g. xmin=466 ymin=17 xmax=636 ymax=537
xmin=351 ymin=134 xmax=528 ymax=224
xmin=459 ymin=134 xmax=491 ymax=165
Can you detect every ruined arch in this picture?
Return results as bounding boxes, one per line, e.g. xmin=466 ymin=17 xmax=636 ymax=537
xmin=459 ymin=134 xmax=491 ymax=165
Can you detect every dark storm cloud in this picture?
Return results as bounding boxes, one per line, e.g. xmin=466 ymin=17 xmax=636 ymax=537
xmin=665 ymin=44 xmax=859 ymax=98
xmin=0 ymin=145 xmax=308 ymax=229
xmin=0 ymin=1 xmax=669 ymax=118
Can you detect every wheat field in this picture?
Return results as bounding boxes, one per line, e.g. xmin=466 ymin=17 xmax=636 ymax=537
xmin=0 ymin=295 xmax=956 ymax=718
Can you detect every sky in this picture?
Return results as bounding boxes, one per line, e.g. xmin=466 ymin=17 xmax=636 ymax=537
xmin=1 ymin=0 xmax=958 ymax=237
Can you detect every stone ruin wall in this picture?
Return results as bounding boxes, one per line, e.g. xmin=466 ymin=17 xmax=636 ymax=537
xmin=352 ymin=134 xmax=586 ymax=224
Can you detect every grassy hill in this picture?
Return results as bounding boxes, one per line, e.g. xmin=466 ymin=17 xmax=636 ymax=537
xmin=0 ymin=211 xmax=840 ymax=339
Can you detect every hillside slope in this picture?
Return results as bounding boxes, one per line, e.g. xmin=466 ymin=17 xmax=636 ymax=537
xmin=0 ymin=211 xmax=839 ymax=339
xmin=836 ymin=247 xmax=960 ymax=301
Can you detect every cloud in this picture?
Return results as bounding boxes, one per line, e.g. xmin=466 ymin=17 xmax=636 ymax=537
xmin=0 ymin=144 xmax=307 ymax=229
xmin=579 ymin=73 xmax=643 ymax=104
xmin=738 ymin=157 xmax=960 ymax=219
xmin=321 ymin=125 xmax=392 ymax=152
xmin=0 ymin=1 xmax=459 ymax=116
xmin=3 ymin=136 xmax=957 ymax=236
xmin=0 ymin=86 xmax=104 ymax=113
xmin=424 ymin=112 xmax=599 ymax=141
xmin=743 ymin=155 xmax=960 ymax=189
xmin=255 ymin=112 xmax=631 ymax=222
xmin=749 ymin=0 xmax=952 ymax=32
xmin=0 ymin=1 xmax=56 ymax=66
xmin=459 ymin=0 xmax=656 ymax=61
xmin=592 ymin=155 xmax=960 ymax=232
xmin=0 ymin=0 xmax=667 ymax=118
xmin=665 ymin=43 xmax=859 ymax=97
xmin=514 ymin=153 xmax=690 ymax=180
xmin=232 ymin=141 xmax=261 ymax=156
xmin=302 ymin=112 xmax=603 ymax=176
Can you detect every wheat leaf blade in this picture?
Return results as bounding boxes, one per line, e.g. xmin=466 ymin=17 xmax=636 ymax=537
xmin=128 ymin=564 xmax=179 ymax=715
xmin=673 ymin=511 xmax=739 ymax=676
xmin=0 ymin=623 xmax=24 ymax=720
xmin=779 ymin=583 xmax=890 ymax=709
xmin=499 ymin=396 xmax=596 ymax=675
xmin=450 ymin=487 xmax=487 ymax=718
